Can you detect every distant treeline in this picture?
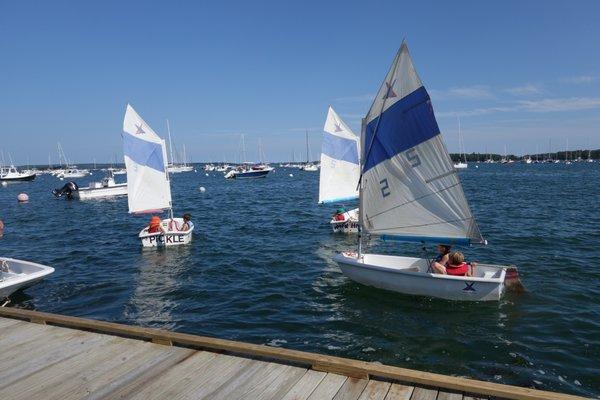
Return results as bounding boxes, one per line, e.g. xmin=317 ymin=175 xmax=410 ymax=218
xmin=449 ymin=149 xmax=599 ymax=162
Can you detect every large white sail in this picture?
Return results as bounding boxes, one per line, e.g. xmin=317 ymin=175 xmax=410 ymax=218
xmin=318 ymin=107 xmax=360 ymax=204
xmin=359 ymin=42 xmax=484 ymax=244
xmin=122 ymin=104 xmax=172 ymax=214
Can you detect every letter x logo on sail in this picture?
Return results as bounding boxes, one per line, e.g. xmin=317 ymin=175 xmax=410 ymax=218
xmin=135 ymin=123 xmax=145 ymax=135
xmin=383 ymin=79 xmax=397 ymax=99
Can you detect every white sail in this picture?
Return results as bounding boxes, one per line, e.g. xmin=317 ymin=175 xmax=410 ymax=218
xmin=318 ymin=107 xmax=360 ymax=204
xmin=122 ymin=104 xmax=172 ymax=214
xmin=359 ymin=42 xmax=484 ymax=245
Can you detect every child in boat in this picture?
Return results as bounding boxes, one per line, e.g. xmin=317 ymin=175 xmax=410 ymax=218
xmin=431 ymin=244 xmax=451 ymax=274
xmin=148 ymin=216 xmax=164 ymax=234
xmin=333 ymin=207 xmax=347 ymax=221
xmin=445 ymin=252 xmax=476 ymax=277
xmin=180 ymin=213 xmax=192 ymax=231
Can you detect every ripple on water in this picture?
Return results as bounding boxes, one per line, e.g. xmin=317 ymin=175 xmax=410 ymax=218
xmin=1 ymin=164 xmax=599 ymax=397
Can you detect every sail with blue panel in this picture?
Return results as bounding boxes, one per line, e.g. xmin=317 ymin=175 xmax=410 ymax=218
xmin=122 ymin=104 xmax=172 ymax=214
xmin=359 ymin=42 xmax=484 ymax=245
xmin=318 ymin=107 xmax=360 ymax=204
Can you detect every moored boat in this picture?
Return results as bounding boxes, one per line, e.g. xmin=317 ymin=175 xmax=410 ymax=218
xmin=72 ymin=170 xmax=127 ymax=200
xmin=0 ymin=165 xmax=36 ymax=182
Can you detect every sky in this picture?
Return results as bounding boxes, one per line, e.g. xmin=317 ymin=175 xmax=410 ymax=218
xmin=1 ymin=1 xmax=599 ymax=164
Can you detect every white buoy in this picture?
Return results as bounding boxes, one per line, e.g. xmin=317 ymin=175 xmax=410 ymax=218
xmin=1 ymin=181 xmax=7 ymax=187
xmin=60 ymin=177 xmax=64 ymax=181
xmin=289 ymin=173 xmax=294 ymax=177
xmin=475 ymin=165 xmax=479 ymax=168
xmin=17 ymin=193 xmax=29 ymax=203
xmin=199 ymin=186 xmax=206 ymax=193
xmin=205 ymin=173 xmax=209 ymax=176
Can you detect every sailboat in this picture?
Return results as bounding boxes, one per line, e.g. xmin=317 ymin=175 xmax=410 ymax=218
xmin=122 ymin=105 xmax=194 ymax=247
xmin=165 ymin=120 xmax=194 ymax=173
xmin=334 ymin=42 xmax=519 ymax=301
xmin=453 ymin=117 xmax=468 ymax=169
xmin=301 ymin=131 xmax=318 ymax=171
xmin=319 ymin=107 xmax=360 ymax=234
xmin=224 ymin=134 xmax=273 ymax=179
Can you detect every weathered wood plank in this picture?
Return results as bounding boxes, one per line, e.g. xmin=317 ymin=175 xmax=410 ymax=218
xmin=436 ymin=390 xmax=462 ymax=400
xmin=0 ymin=330 xmax=112 ymax=389
xmin=307 ymin=373 xmax=348 ymax=400
xmin=0 ymin=311 xmax=588 ymax=400
xmin=120 ymin=351 xmax=220 ymax=399
xmin=201 ymin=357 xmax=275 ymax=400
xmin=357 ymin=379 xmax=391 ymax=400
xmin=89 ymin=347 xmax=195 ymax=400
xmin=410 ymin=387 xmax=438 ymax=400
xmin=463 ymin=395 xmax=488 ymax=400
xmin=249 ymin=364 xmax=308 ymax=400
xmin=281 ymin=369 xmax=327 ymax=400
xmin=333 ymin=377 xmax=369 ymax=400
xmin=0 ymin=336 xmax=137 ymax=400
xmin=0 ymin=317 xmax=22 ymax=330
xmin=384 ymin=383 xmax=414 ymax=400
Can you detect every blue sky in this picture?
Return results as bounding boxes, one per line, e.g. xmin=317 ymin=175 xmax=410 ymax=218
xmin=1 ymin=1 xmax=599 ymax=164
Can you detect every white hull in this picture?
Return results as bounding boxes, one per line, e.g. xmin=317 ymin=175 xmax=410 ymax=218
xmin=168 ymin=165 xmax=194 ymax=173
xmin=73 ymin=183 xmax=128 ymax=200
xmin=330 ymin=208 xmax=359 ymax=234
xmin=0 ymin=257 xmax=54 ymax=299
xmin=138 ymin=218 xmax=194 ymax=248
xmin=334 ymin=253 xmax=506 ymax=301
xmin=453 ymin=162 xmax=468 ymax=169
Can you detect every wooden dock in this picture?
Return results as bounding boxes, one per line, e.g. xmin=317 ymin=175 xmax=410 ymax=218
xmin=0 ymin=308 xmax=587 ymax=400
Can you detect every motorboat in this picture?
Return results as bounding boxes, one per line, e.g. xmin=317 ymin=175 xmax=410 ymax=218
xmin=72 ymin=171 xmax=127 ymax=200
xmin=0 ymin=165 xmax=36 ymax=182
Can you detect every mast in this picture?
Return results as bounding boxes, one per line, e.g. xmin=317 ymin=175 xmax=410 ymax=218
xmin=241 ymin=134 xmax=247 ymax=163
xmin=183 ymin=144 xmax=187 ymax=167
xmin=167 ymin=119 xmax=174 ymax=165
xmin=305 ymin=130 xmax=310 ymax=163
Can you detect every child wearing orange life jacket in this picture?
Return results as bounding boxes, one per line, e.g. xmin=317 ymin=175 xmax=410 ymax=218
xmin=148 ymin=216 xmax=163 ymax=234
xmin=445 ymin=251 xmax=475 ymax=277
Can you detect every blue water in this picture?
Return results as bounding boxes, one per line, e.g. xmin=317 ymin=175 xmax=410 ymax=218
xmin=0 ymin=164 xmax=598 ymax=397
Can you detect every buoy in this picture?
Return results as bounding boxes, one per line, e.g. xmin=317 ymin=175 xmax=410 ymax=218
xmin=1 ymin=181 xmax=7 ymax=187
xmin=475 ymin=165 xmax=479 ymax=169
xmin=17 ymin=193 xmax=29 ymax=203
xmin=199 ymin=186 xmax=206 ymax=193
xmin=205 ymin=173 xmax=209 ymax=176
xmin=289 ymin=173 xmax=294 ymax=177
xmin=60 ymin=177 xmax=64 ymax=181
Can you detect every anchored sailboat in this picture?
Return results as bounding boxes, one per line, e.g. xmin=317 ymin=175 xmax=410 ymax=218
xmin=122 ymin=104 xmax=194 ymax=247
xmin=319 ymin=107 xmax=360 ymax=233
xmin=334 ymin=42 xmax=520 ymax=301
xmin=453 ymin=116 xmax=468 ymax=169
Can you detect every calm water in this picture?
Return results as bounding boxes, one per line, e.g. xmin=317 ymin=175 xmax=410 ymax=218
xmin=1 ymin=163 xmax=598 ymax=397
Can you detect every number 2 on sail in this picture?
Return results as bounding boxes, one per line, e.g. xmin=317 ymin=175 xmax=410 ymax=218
xmin=380 ymin=178 xmax=391 ymax=197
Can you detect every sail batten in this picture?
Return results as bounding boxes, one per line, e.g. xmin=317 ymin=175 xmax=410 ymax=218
xmin=359 ymin=43 xmax=485 ymax=245
xmin=122 ymin=104 xmax=172 ymax=214
xmin=318 ymin=107 xmax=360 ymax=205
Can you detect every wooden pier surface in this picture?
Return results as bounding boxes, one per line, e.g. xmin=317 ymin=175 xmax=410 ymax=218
xmin=0 ymin=308 xmax=588 ymax=400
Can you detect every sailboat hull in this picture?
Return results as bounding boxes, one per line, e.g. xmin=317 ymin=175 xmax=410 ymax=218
xmin=139 ymin=218 xmax=194 ymax=248
xmin=330 ymin=208 xmax=359 ymax=234
xmin=334 ymin=253 xmax=506 ymax=301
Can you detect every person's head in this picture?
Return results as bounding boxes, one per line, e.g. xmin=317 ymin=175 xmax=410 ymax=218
xmin=150 ymin=216 xmax=161 ymax=226
xmin=183 ymin=213 xmax=191 ymax=222
xmin=437 ymin=244 xmax=451 ymax=255
xmin=449 ymin=251 xmax=465 ymax=266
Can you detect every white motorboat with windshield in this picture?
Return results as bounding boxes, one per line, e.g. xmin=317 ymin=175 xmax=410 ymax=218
xmin=318 ymin=107 xmax=360 ymax=234
xmin=123 ymin=104 xmax=194 ymax=248
xmin=333 ymin=42 xmax=523 ymax=302
xmin=0 ymin=165 xmax=36 ymax=182
xmin=72 ymin=170 xmax=128 ymax=200
xmin=1 ymin=257 xmax=54 ymax=300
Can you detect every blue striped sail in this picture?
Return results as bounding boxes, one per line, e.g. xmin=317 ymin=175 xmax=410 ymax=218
xmin=122 ymin=104 xmax=172 ymax=214
xmin=359 ymin=42 xmax=485 ymax=245
xmin=318 ymin=107 xmax=360 ymax=204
